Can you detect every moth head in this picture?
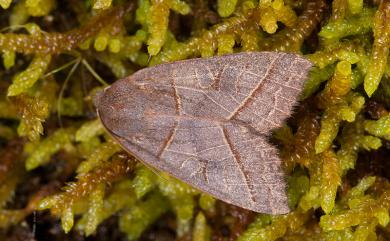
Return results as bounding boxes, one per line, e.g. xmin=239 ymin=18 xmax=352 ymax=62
xmin=94 ymin=79 xmax=156 ymax=144
xmin=93 ymin=86 xmax=112 ymax=111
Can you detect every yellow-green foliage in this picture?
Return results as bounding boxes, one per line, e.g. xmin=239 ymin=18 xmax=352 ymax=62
xmin=7 ymin=54 xmax=51 ymax=96
xmin=192 ymin=212 xmax=211 ymax=241
xmin=364 ymin=114 xmax=390 ymax=140
xmin=13 ymin=94 xmax=50 ymax=141
xmin=1 ymin=0 xmax=390 ymax=240
xmin=25 ymin=128 xmax=75 ymax=170
xmin=25 ymin=0 xmax=55 ymax=16
xmin=38 ymin=154 xmax=133 ymax=233
xmin=217 ymin=0 xmax=238 ymax=17
xmin=132 ymin=165 xmax=157 ymax=199
xmin=146 ymin=0 xmax=190 ymax=55
xmin=119 ymin=191 xmax=169 ymax=240
xmin=238 ymin=211 xmax=309 ymax=241
xmin=157 ymin=174 xmax=199 ymax=236
xmin=364 ymin=1 xmax=390 ymax=97
xmin=93 ymin=0 xmax=112 ymax=10
xmin=75 ymin=119 xmax=105 ymax=142
xmin=320 ymin=150 xmax=341 ymax=214
xmin=314 ymin=61 xmax=364 ymax=154
xmin=0 ymin=0 xmax=11 ymax=9
xmin=257 ymin=0 xmax=297 ymax=34
xmin=319 ymin=8 xmax=375 ymax=40
xmin=76 ymin=180 xmax=137 ymax=234
xmin=76 ymin=140 xmax=121 ymax=174
xmin=337 ymin=115 xmax=382 ymax=171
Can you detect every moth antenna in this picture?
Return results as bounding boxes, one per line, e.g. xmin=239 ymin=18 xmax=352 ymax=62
xmin=57 ymin=58 xmax=81 ymax=128
xmin=32 ymin=211 xmax=37 ymax=238
xmin=147 ymin=55 xmax=152 ymax=64
xmin=140 ymin=160 xmax=170 ymax=183
xmin=81 ymin=59 xmax=109 ymax=86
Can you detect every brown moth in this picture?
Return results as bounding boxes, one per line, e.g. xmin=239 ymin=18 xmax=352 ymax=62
xmin=95 ymin=52 xmax=312 ymax=214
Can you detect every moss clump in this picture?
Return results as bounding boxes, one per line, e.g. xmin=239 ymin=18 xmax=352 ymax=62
xmin=0 ymin=0 xmax=390 ymax=240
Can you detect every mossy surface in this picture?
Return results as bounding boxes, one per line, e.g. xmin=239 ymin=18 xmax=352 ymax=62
xmin=0 ymin=0 xmax=390 ymax=240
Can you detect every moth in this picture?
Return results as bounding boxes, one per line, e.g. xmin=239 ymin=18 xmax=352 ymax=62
xmin=95 ymin=52 xmax=312 ymax=214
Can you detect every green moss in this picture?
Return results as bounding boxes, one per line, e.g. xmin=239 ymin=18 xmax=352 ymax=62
xmin=25 ymin=128 xmax=75 ymax=170
xmin=217 ymin=0 xmax=237 ymax=17
xmin=0 ymin=0 xmax=390 ymax=240
xmin=93 ymin=0 xmax=112 ymax=9
xmin=364 ymin=114 xmax=390 ymax=140
xmin=132 ymin=165 xmax=157 ymax=199
xmin=119 ymin=191 xmax=169 ymax=240
xmin=192 ymin=212 xmax=211 ymax=241
xmin=318 ymin=8 xmax=375 ymax=40
xmin=0 ymin=0 xmax=11 ymax=9
xmin=8 ymin=54 xmax=51 ymax=96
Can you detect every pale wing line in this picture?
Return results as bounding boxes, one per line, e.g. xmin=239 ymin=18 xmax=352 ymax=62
xmin=193 ymin=91 xmax=280 ymax=126
xmin=165 ymin=149 xmax=198 ymax=157
xmin=173 ymin=75 xmax=197 ymax=80
xmin=245 ymin=70 xmax=262 ymax=77
xmin=199 ymin=89 xmax=232 ymax=114
xmin=270 ymin=88 xmax=292 ymax=118
xmin=180 ymin=152 xmax=234 ymax=169
xmin=167 ymin=136 xmax=270 ymax=170
xmin=235 ymin=65 xmax=246 ymax=94
xmin=206 ymin=65 xmax=215 ymax=80
xmin=246 ymin=108 xmax=279 ymax=127
xmin=134 ymin=82 xmax=237 ymax=116
xmin=227 ymin=93 xmax=241 ymax=105
xmin=189 ymin=162 xmax=208 ymax=182
xmin=263 ymin=88 xmax=285 ymax=121
xmin=253 ymin=97 xmax=290 ymax=116
xmin=237 ymin=83 xmax=294 ymax=102
xmin=267 ymin=186 xmax=276 ymax=214
xmin=145 ymin=113 xmax=227 ymax=125
xmin=143 ymin=83 xmax=233 ymax=115
xmin=235 ymin=70 xmax=262 ymax=89
xmin=116 ymin=125 xmax=221 ymax=132
xmin=188 ymin=155 xmax=236 ymax=186
xmin=178 ymin=144 xmax=227 ymax=169
xmin=205 ymin=65 xmax=215 ymax=83
xmin=166 ymin=144 xmax=275 ymax=158
xmin=166 ymin=136 xmax=266 ymax=158
xmin=145 ymin=105 xmax=278 ymax=130
xmin=214 ymin=71 xmax=241 ymax=105
xmin=227 ymin=55 xmax=281 ymax=120
xmin=207 ymin=63 xmax=229 ymax=87
xmin=177 ymin=74 xmax=301 ymax=96
xmin=135 ymin=81 xmax=238 ymax=108
xmin=236 ymin=78 xmax=299 ymax=101
xmin=176 ymin=125 xmax=221 ymax=131
xmin=264 ymin=58 xmax=305 ymax=121
xmin=268 ymin=79 xmax=301 ymax=91
xmin=225 ymin=184 xmax=276 ymax=186
xmin=276 ymin=93 xmax=294 ymax=102
xmin=273 ymin=57 xmax=302 ymax=90
xmin=221 ymin=126 xmax=256 ymax=204
xmin=237 ymin=92 xmax=249 ymax=97
xmin=286 ymin=71 xmax=299 ymax=85
xmin=194 ymin=65 xmax=219 ymax=89
xmin=205 ymin=63 xmax=229 ymax=90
